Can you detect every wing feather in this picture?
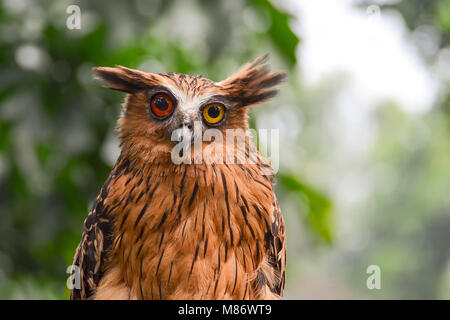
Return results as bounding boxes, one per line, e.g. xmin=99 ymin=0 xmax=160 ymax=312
xmin=70 ymin=176 xmax=114 ymax=300
xmin=269 ymin=197 xmax=286 ymax=295
xmin=253 ymin=195 xmax=286 ymax=298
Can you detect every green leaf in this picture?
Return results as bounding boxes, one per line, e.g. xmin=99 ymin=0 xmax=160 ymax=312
xmin=278 ymin=173 xmax=333 ymax=243
xmin=437 ymin=0 xmax=450 ymax=32
xmin=249 ymin=0 xmax=300 ymax=66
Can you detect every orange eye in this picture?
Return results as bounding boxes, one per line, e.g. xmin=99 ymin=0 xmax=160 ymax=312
xmin=150 ymin=93 xmax=174 ymax=119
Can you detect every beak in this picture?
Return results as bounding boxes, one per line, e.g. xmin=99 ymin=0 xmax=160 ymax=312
xmin=172 ymin=123 xmax=194 ymax=145
xmin=170 ymin=120 xmax=197 ymax=161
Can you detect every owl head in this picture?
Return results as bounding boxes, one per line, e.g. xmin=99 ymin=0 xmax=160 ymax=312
xmin=93 ymin=55 xmax=286 ymax=165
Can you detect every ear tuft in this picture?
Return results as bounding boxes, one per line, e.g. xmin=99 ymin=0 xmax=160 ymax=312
xmin=93 ymin=66 xmax=146 ymax=93
xmin=220 ymin=54 xmax=287 ymax=107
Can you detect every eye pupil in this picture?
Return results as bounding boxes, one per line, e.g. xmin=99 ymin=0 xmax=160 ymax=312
xmin=155 ymin=96 xmax=169 ymax=110
xmin=208 ymin=106 xmax=220 ymax=118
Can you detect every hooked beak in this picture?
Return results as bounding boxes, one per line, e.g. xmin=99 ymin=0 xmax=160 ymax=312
xmin=172 ymin=123 xmax=194 ymax=154
xmin=170 ymin=120 xmax=204 ymax=160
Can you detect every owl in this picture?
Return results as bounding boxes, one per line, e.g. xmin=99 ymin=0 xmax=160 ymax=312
xmin=70 ymin=55 xmax=286 ymax=300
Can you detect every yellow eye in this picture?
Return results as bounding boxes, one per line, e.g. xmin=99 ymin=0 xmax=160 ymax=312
xmin=202 ymin=103 xmax=225 ymax=125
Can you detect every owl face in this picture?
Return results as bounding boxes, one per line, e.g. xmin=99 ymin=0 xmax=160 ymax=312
xmin=94 ymin=55 xmax=285 ymax=164
xmin=144 ymin=79 xmax=237 ymax=144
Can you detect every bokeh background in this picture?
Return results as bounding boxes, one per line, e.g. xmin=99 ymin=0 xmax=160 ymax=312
xmin=0 ymin=0 xmax=449 ymax=299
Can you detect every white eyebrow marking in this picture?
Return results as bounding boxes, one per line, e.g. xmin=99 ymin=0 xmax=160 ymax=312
xmin=166 ymin=85 xmax=216 ymax=121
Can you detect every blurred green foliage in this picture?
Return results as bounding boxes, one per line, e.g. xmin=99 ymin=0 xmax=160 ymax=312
xmin=352 ymin=0 xmax=450 ymax=299
xmin=376 ymin=0 xmax=450 ymax=47
xmin=278 ymin=173 xmax=332 ymax=243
